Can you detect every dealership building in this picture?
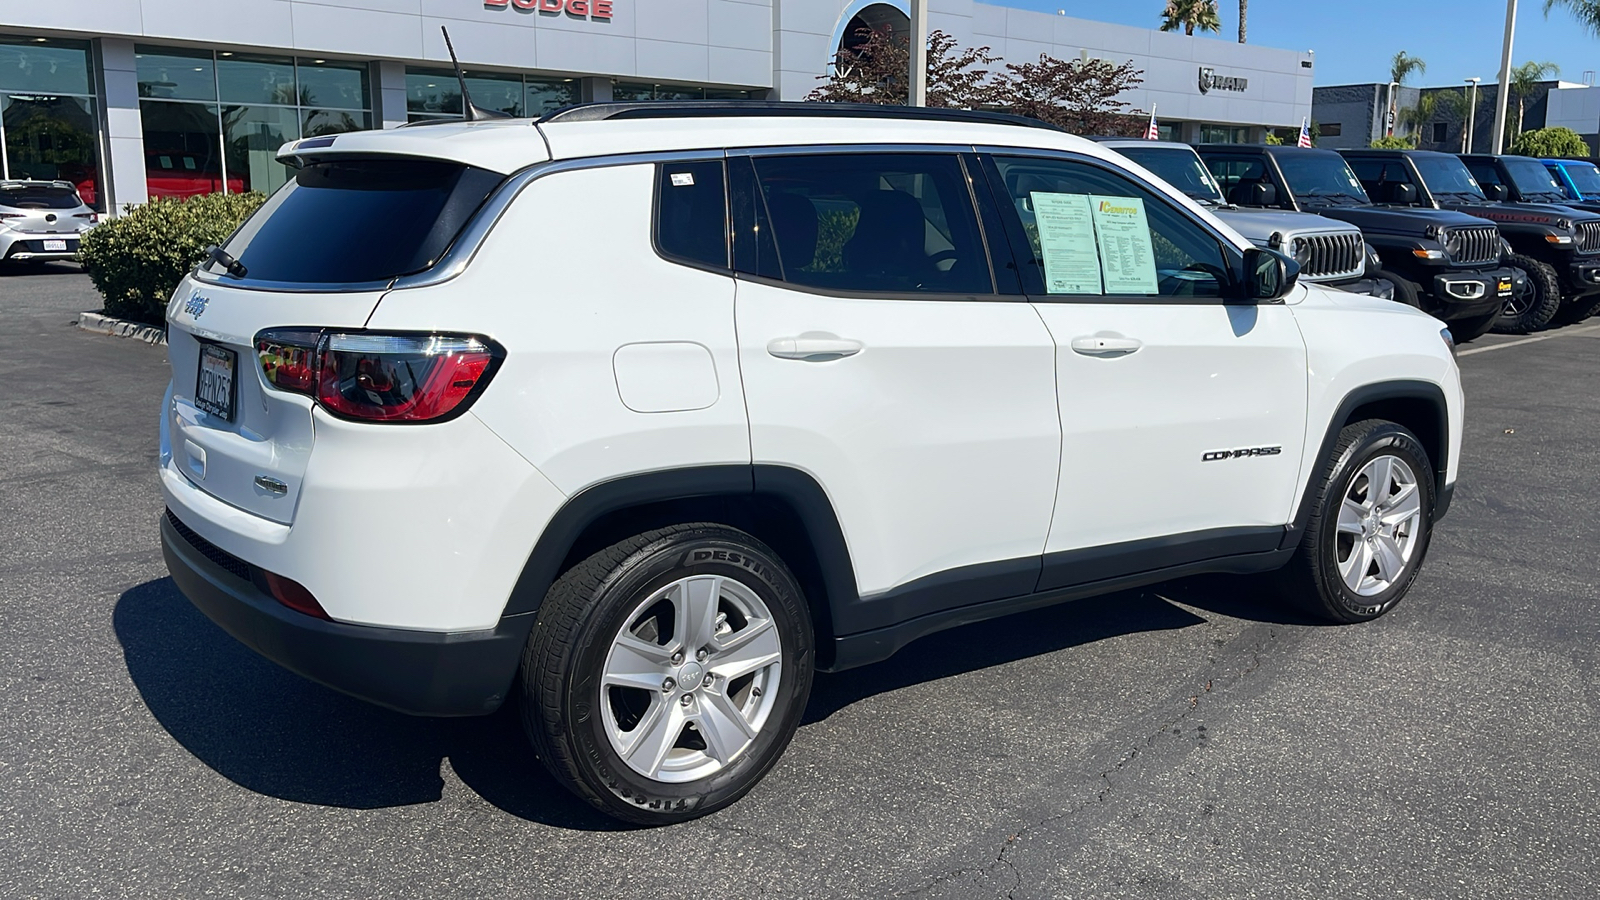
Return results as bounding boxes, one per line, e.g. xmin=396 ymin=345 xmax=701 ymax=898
xmin=1 ymin=0 xmax=1314 ymax=213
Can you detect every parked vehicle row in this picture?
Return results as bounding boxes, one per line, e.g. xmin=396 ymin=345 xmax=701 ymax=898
xmin=159 ymin=101 xmax=1463 ymax=825
xmin=1100 ymin=141 xmax=1600 ymax=341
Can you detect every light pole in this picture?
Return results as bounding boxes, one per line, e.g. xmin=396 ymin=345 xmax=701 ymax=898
xmin=909 ymin=0 xmax=929 ymax=107
xmin=1465 ymin=77 xmax=1481 ymax=153
xmin=1491 ymin=0 xmax=1517 ymax=153
xmin=1385 ymin=80 xmax=1398 ymax=138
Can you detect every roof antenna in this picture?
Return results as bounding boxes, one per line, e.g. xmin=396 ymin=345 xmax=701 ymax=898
xmin=441 ymin=26 xmax=508 ymax=121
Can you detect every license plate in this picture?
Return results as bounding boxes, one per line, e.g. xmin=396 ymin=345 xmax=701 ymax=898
xmin=196 ymin=344 xmax=237 ymax=421
xmin=42 ymin=239 xmax=67 ymax=251
xmin=1497 ymin=277 xmax=1513 ymax=298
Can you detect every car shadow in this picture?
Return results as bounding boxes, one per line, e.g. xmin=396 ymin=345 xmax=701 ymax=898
xmin=0 ymin=262 xmax=87 ymax=277
xmin=116 ymin=571 xmax=1305 ymax=829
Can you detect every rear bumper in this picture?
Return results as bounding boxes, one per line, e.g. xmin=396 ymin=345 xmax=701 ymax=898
xmin=1 ymin=233 xmax=81 ymax=260
xmin=161 ymin=510 xmax=532 ymax=717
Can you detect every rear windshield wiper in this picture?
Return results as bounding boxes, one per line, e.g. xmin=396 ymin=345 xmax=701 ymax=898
xmin=205 ymin=245 xmax=248 ymax=279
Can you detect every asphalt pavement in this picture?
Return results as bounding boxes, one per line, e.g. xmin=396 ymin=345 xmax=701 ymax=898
xmin=2 ymin=268 xmax=1597 ymax=899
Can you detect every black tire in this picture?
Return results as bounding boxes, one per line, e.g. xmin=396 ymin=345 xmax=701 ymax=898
xmin=1448 ymin=308 xmax=1499 ymax=343
xmin=1493 ymin=254 xmax=1561 ymax=334
xmin=1554 ymin=290 xmax=1600 ymax=325
xmin=521 ymin=523 xmax=814 ymax=825
xmin=1377 ymin=270 xmax=1422 ymax=309
xmin=1277 ymin=420 xmax=1436 ymax=624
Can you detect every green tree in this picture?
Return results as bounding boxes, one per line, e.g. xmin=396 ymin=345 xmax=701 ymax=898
xmin=1510 ymin=126 xmax=1591 ymax=157
xmin=1400 ymin=92 xmax=1438 ymax=137
xmin=1391 ymin=51 xmax=1426 ymax=86
xmin=1543 ymin=0 xmax=1600 ymax=36
xmin=996 ymin=54 xmax=1147 ymax=135
xmin=1371 ymin=135 xmax=1418 ymax=149
xmin=1509 ymin=60 xmax=1561 ymax=140
xmin=1159 ymin=0 xmax=1221 ymax=36
xmin=1264 ymin=131 xmax=1283 ymax=145
xmin=809 ymin=27 xmax=1002 ymax=108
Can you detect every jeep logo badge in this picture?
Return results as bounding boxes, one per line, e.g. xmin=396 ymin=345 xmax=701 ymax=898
xmin=184 ymin=293 xmax=209 ymax=319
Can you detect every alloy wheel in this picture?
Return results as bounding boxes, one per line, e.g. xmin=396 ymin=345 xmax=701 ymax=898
xmin=600 ymin=575 xmax=783 ymax=783
xmin=1334 ymin=454 xmax=1424 ymax=597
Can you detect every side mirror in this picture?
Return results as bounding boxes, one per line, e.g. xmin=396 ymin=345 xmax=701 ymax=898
xmin=1244 ymin=247 xmax=1300 ymax=301
xmin=1248 ymin=182 xmax=1279 ymax=206
xmin=1483 ymin=184 xmax=1509 ymax=201
xmin=1391 ymin=183 xmax=1418 ymax=204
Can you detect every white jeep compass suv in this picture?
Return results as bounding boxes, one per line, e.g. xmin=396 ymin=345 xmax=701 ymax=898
xmin=159 ymin=102 xmax=1464 ymax=825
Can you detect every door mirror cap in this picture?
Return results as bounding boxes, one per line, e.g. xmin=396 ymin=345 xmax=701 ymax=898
xmin=1483 ymin=183 xmax=1509 ymax=201
xmin=1244 ymin=247 xmax=1301 ymax=301
xmin=1392 ymin=183 xmax=1419 ymax=204
xmin=1248 ymin=181 xmax=1279 ymax=206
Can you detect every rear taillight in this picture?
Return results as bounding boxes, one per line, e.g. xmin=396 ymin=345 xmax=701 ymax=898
xmin=254 ymin=329 xmax=501 ymax=423
xmin=74 ymin=212 xmax=98 ymax=223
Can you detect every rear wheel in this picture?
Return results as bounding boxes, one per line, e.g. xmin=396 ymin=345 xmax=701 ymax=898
xmin=1494 ymin=254 xmax=1561 ymax=334
xmin=521 ymin=524 xmax=813 ymax=825
xmin=1278 ymin=420 xmax=1435 ymax=623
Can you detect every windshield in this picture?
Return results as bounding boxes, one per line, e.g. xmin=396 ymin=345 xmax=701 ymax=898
xmin=1504 ymin=157 xmax=1572 ymax=200
xmin=1273 ymin=154 xmax=1370 ymax=206
xmin=1413 ymin=156 xmax=1486 ymax=200
xmin=1565 ymin=162 xmax=1600 ymax=195
xmin=212 ymin=158 xmax=504 ymax=285
xmin=0 ymin=184 xmax=81 ymax=210
xmin=1115 ymin=147 xmax=1225 ymax=204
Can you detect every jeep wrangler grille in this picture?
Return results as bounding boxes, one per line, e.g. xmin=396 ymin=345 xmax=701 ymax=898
xmin=1579 ymin=221 xmax=1600 ymax=253
xmin=1447 ymin=226 xmax=1500 ymax=266
xmin=1293 ymin=233 xmax=1364 ymax=280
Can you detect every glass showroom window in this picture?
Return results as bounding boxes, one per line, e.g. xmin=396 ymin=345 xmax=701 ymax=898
xmin=612 ymin=82 xmax=758 ymax=101
xmin=405 ymin=67 xmax=577 ymax=122
xmin=1197 ymin=124 xmax=1252 ymax=144
xmin=0 ymin=36 xmax=104 ymax=210
xmin=136 ymin=46 xmax=370 ymax=199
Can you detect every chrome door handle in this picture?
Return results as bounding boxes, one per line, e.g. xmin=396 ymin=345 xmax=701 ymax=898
xmin=767 ymin=336 xmax=864 ymax=361
xmin=1069 ymin=336 xmax=1142 ymax=356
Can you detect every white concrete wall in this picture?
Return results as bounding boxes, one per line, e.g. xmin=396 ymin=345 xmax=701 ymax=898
xmin=1547 ymin=86 xmax=1600 ymax=135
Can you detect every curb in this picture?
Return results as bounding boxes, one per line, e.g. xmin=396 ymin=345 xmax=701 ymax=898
xmin=76 ymin=311 xmax=168 ymax=346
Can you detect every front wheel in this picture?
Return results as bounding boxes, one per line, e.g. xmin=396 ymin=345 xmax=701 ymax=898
xmin=521 ymin=524 xmax=813 ymax=825
xmin=1494 ymin=254 xmax=1561 ymax=334
xmin=1278 ymin=420 xmax=1436 ymax=623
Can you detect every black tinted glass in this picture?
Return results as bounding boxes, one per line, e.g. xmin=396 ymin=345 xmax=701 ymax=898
xmin=1116 ymin=147 xmax=1224 ymax=203
xmin=0 ymin=185 xmax=81 ymax=209
xmin=216 ymin=158 xmax=503 ymax=284
xmin=655 ymin=161 xmax=728 ymax=269
xmin=749 ymin=153 xmax=992 ymax=295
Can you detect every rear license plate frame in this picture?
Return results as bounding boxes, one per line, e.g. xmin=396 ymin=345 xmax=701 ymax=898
xmin=42 ymin=239 xmax=67 ymax=252
xmin=195 ymin=343 xmax=237 ymax=422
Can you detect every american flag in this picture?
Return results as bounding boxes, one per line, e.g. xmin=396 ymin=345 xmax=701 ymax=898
xmin=1297 ymin=117 xmax=1313 ymax=148
xmin=1145 ymin=105 xmax=1159 ymax=140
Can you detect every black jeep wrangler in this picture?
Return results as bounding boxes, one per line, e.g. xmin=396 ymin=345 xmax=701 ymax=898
xmin=1341 ymin=149 xmax=1600 ymax=332
xmin=1195 ymin=144 xmax=1513 ymax=342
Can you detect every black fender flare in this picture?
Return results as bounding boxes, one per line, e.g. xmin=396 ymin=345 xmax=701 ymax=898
xmin=1279 ymin=379 xmax=1452 ymax=551
xmin=501 ymin=465 xmax=860 ymax=624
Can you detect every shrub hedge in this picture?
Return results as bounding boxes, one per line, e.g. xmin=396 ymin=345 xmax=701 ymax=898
xmin=79 ymin=191 xmax=266 ymax=326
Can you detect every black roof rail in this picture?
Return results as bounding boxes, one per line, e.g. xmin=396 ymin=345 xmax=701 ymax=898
xmin=537 ymin=100 xmax=1063 ymax=132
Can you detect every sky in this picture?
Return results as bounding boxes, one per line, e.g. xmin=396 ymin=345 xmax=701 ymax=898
xmin=1000 ymin=0 xmax=1599 ymax=88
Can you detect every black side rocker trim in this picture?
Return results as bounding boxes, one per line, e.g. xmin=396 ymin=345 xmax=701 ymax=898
xmin=162 ymin=513 xmax=533 ymax=717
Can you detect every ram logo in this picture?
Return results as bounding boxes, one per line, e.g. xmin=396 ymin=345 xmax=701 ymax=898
xmin=1202 ymin=446 xmax=1283 ymax=462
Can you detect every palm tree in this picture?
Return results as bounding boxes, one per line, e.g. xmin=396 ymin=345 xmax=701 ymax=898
xmin=1160 ymin=0 xmax=1221 ymax=36
xmin=1510 ymin=60 xmax=1561 ymax=138
xmin=1543 ymin=0 xmax=1600 ymax=36
xmin=1390 ymin=51 xmax=1426 ymax=86
xmin=1239 ymin=0 xmax=1248 ymax=42
xmin=1400 ymin=92 xmax=1438 ymax=141
xmin=1432 ymin=88 xmax=1476 ymax=151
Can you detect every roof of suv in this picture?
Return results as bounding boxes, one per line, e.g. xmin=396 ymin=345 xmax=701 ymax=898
xmin=1192 ymin=143 xmax=1342 ymax=157
xmin=1339 ymin=148 xmax=1457 ymax=159
xmin=1094 ymin=139 xmax=1193 ymax=151
xmin=277 ymin=102 xmax=1119 ymax=175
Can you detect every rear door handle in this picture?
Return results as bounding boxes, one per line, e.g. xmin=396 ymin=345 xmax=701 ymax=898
xmin=767 ymin=336 xmax=864 ymax=361
xmin=1070 ymin=336 xmax=1142 ymax=356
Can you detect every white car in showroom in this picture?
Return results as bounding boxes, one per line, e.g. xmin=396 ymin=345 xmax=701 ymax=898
xmin=158 ymin=102 xmax=1464 ymax=825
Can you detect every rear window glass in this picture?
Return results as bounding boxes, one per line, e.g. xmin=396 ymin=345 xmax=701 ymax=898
xmin=655 ymin=161 xmax=728 ymax=269
xmin=0 ymin=185 xmax=82 ymax=209
xmin=213 ymin=158 xmax=504 ymax=285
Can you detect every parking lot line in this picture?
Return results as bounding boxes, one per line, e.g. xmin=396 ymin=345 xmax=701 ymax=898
xmin=1457 ymin=323 xmax=1600 ymax=357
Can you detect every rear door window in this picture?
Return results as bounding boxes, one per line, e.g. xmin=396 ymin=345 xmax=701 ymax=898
xmin=211 ymin=157 xmax=504 ymax=286
xmin=740 ymin=153 xmax=994 ymax=295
